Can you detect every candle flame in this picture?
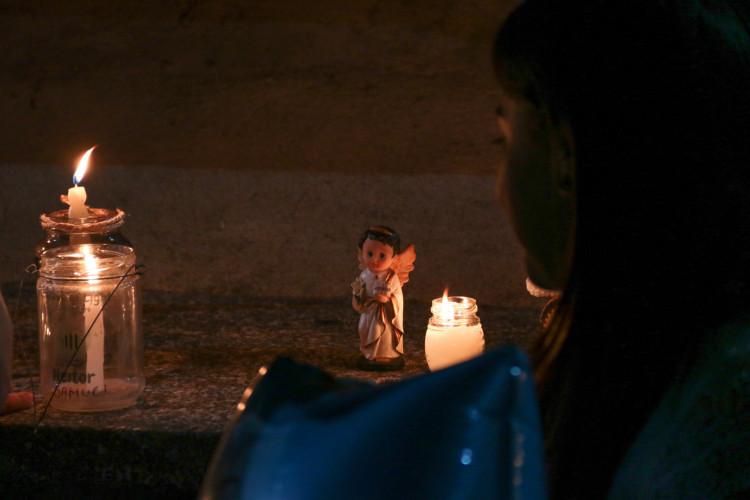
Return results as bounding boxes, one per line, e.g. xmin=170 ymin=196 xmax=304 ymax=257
xmin=440 ymin=287 xmax=455 ymax=323
xmin=73 ymin=146 xmax=96 ymax=186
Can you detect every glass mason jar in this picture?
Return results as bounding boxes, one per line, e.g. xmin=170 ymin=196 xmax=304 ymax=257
xmin=425 ymin=296 xmax=485 ymax=371
xmin=37 ymin=243 xmax=144 ymax=412
xmin=36 ymin=208 xmax=132 ymax=266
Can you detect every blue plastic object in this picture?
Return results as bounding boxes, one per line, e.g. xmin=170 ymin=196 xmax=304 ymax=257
xmin=200 ymin=346 xmax=547 ymax=500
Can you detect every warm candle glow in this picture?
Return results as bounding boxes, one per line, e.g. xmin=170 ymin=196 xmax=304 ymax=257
xmin=83 ymin=246 xmax=97 ymax=275
xmin=73 ymin=146 xmax=96 ymax=185
xmin=439 ymin=287 xmax=454 ymax=324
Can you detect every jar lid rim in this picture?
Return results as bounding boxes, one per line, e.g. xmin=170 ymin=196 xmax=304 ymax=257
xmin=40 ymin=208 xmax=125 ymax=233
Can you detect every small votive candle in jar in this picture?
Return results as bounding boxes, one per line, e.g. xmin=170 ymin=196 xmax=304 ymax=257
xmin=425 ymin=294 xmax=485 ymax=371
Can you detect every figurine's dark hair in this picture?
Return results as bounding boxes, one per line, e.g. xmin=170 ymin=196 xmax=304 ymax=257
xmin=357 ymin=226 xmax=400 ymax=255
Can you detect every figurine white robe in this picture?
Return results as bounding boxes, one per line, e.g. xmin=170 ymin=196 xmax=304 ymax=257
xmin=356 ymin=269 xmax=404 ymax=360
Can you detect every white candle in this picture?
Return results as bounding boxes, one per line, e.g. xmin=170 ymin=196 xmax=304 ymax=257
xmin=425 ymin=324 xmax=485 ymax=371
xmin=68 ymin=147 xmax=96 ymax=220
xmin=83 ymin=246 xmax=104 ymax=391
xmin=425 ymin=293 xmax=485 ymax=371
xmin=68 ymin=185 xmax=88 ymax=219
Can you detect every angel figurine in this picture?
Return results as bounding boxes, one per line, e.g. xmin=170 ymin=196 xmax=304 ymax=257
xmin=351 ymin=226 xmax=416 ymax=371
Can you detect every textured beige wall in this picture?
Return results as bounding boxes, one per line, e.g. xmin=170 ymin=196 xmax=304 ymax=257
xmin=1 ymin=165 xmax=541 ymax=307
xmin=0 ymin=1 xmax=544 ymax=308
xmin=0 ymin=0 xmax=515 ymax=173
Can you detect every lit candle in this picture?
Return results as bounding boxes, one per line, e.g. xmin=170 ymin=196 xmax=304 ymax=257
xmin=425 ymin=290 xmax=485 ymax=371
xmin=68 ymin=147 xmax=95 ymax=219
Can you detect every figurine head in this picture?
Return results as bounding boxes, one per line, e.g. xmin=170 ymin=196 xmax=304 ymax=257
xmin=358 ymin=226 xmax=401 ymax=273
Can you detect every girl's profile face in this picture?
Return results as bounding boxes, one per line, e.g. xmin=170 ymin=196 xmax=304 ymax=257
xmin=360 ymin=238 xmax=395 ymax=274
xmin=494 ymin=89 xmax=573 ymax=291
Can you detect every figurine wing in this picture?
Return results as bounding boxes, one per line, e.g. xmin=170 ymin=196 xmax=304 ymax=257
xmin=391 ymin=244 xmax=416 ymax=286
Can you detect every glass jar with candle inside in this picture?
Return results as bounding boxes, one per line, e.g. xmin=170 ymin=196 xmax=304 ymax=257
xmin=425 ymin=295 xmax=485 ymax=371
xmin=37 ymin=243 xmax=144 ymax=412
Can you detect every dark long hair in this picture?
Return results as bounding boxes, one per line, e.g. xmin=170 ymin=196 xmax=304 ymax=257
xmin=494 ymin=0 xmax=750 ymax=496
